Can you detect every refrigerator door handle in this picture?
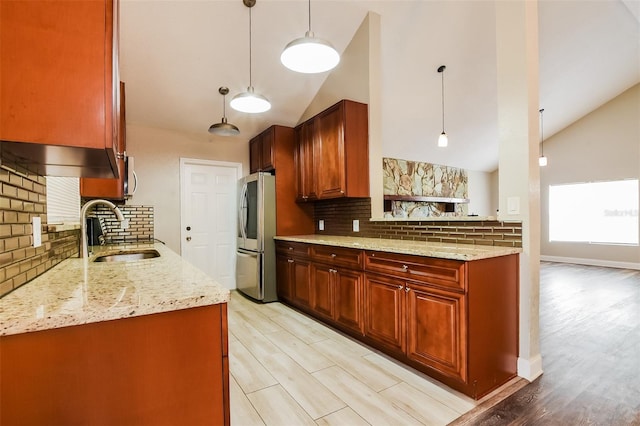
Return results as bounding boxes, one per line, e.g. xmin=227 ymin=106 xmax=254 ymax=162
xmin=238 ymin=182 xmax=248 ymax=242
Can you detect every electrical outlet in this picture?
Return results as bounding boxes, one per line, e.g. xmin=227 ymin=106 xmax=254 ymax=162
xmin=32 ymin=216 xmax=42 ymax=248
xmin=353 ymin=219 xmax=360 ymax=232
xmin=318 ymin=220 xmax=324 ymax=231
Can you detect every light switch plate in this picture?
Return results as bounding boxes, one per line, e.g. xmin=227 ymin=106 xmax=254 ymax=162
xmin=507 ymin=196 xmax=520 ymax=215
xmin=353 ymin=219 xmax=360 ymax=232
xmin=319 ymin=220 xmax=324 ymax=231
xmin=32 ymin=216 xmax=42 ymax=248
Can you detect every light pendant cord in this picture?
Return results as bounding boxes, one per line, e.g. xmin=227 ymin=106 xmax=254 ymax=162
xmin=308 ymin=0 xmax=312 ymax=32
xmin=441 ymin=70 xmax=445 ymax=132
xmin=540 ymin=108 xmax=544 ymax=156
xmin=249 ymin=6 xmax=252 ymax=87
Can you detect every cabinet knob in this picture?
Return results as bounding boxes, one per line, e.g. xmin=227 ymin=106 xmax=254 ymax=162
xmin=288 ymin=246 xmax=294 ymax=250
xmin=402 ymin=264 xmax=409 ymax=271
xmin=405 ymin=286 xmax=410 ymax=292
xmin=288 ymin=259 xmax=294 ymax=263
xmin=331 ymin=253 xmax=336 ymax=258
xmin=397 ymin=285 xmax=403 ymax=290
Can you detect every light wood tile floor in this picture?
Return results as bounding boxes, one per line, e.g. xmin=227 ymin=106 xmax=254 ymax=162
xmin=228 ymin=291 xmax=478 ymax=426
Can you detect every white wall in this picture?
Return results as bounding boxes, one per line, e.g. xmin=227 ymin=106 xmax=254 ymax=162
xmin=467 ymin=169 xmax=494 ymax=217
xmin=125 ymin=124 xmax=248 ymax=254
xmin=540 ymin=83 xmax=640 ymax=267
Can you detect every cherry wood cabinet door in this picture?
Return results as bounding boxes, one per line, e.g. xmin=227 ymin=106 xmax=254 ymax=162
xmin=249 ymin=137 xmax=261 ymax=174
xmin=292 ymin=259 xmax=311 ymax=308
xmin=275 ymin=254 xmax=293 ymax=303
xmin=0 ymin=0 xmax=116 ymax=151
xmin=406 ymin=283 xmax=467 ymax=383
xmin=310 ymin=264 xmax=334 ymax=320
xmin=260 ymin=128 xmax=274 ymax=171
xmin=315 ymin=103 xmax=346 ymax=199
xmin=294 ymin=121 xmax=316 ymax=201
xmin=363 ymin=273 xmax=405 ymax=353
xmin=334 ymin=269 xmax=363 ymax=333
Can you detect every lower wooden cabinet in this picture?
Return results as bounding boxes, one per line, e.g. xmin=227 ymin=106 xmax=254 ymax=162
xmin=363 ymin=273 xmax=405 ymax=353
xmin=275 ymin=240 xmax=518 ymax=400
xmin=406 ymin=282 xmax=466 ymax=383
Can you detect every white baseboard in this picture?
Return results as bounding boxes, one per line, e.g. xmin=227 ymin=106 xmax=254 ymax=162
xmin=540 ymin=255 xmax=640 ymax=271
xmin=517 ymin=354 xmax=543 ymax=382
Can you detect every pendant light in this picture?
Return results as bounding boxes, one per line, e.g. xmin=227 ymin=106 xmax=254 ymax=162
xmin=437 ymin=65 xmax=448 ymax=147
xmin=231 ymin=0 xmax=271 ymax=113
xmin=539 ymin=108 xmax=548 ymax=167
xmin=280 ymin=0 xmax=340 ymax=74
xmin=209 ymin=87 xmax=240 ymax=136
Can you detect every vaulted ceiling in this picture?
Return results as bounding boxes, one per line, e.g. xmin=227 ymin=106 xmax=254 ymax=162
xmin=119 ymin=0 xmax=640 ymax=172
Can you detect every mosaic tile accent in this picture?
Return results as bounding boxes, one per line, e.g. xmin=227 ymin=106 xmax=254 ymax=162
xmin=383 ymin=157 xmax=469 ymax=217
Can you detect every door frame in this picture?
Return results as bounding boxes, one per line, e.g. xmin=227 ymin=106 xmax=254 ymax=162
xmin=179 ymin=157 xmax=243 ymax=267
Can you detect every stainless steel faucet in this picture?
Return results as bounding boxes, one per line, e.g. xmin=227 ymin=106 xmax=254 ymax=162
xmin=80 ymin=199 xmax=125 ymax=258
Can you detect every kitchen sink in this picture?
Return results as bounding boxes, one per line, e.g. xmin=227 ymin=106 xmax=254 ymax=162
xmin=93 ymin=249 xmax=161 ymax=263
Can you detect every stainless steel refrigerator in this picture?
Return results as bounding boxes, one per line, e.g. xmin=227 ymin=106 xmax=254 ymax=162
xmin=236 ymin=172 xmax=277 ymax=302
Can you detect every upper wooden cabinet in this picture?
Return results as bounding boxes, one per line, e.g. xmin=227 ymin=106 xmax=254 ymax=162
xmin=294 ymin=100 xmax=369 ymax=201
xmin=249 ymin=127 xmax=275 ymax=173
xmin=80 ymin=82 xmax=127 ymax=200
xmin=0 ymin=0 xmax=120 ymax=178
xmin=248 ymin=125 xmax=315 ymax=235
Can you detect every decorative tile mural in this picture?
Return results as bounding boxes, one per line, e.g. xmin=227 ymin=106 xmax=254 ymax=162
xmin=383 ymin=157 xmax=469 ymax=218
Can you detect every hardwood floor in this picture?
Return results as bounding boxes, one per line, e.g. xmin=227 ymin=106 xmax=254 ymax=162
xmin=227 ymin=291 xmax=478 ymax=425
xmin=452 ymin=262 xmax=640 ymax=425
xmin=229 ymin=262 xmax=640 ymax=425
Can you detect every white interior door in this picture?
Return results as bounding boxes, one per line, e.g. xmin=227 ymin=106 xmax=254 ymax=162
xmin=180 ymin=158 xmax=241 ymax=289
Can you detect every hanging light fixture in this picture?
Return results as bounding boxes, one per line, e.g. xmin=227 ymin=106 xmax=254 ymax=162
xmin=231 ymin=0 xmax=271 ymax=113
xmin=437 ymin=65 xmax=448 ymax=147
xmin=280 ymin=0 xmax=340 ymax=74
xmin=539 ymin=108 xmax=548 ymax=167
xmin=209 ymin=87 xmax=240 ymax=136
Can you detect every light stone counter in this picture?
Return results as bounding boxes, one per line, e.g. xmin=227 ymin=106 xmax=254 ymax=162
xmin=0 ymin=243 xmax=229 ymax=336
xmin=275 ymin=235 xmax=522 ymax=261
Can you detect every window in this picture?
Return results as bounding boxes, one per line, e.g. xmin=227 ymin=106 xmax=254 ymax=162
xmin=549 ymin=179 xmax=638 ymax=245
xmin=46 ymin=176 xmax=80 ymax=224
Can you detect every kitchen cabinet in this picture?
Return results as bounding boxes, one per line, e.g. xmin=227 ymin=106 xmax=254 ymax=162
xmin=251 ymin=125 xmax=315 ymax=235
xmin=80 ymin=81 xmax=127 ymax=199
xmin=363 ymin=273 xmax=405 ymax=353
xmin=275 ymin=242 xmax=311 ymax=307
xmin=1 ymin=304 xmax=230 ymax=426
xmin=249 ymin=127 xmax=274 ymax=173
xmin=294 ymin=120 xmax=317 ymax=201
xmin=274 ymin=238 xmax=519 ymax=399
xmin=294 ymin=100 xmax=369 ymax=201
xmin=0 ymin=0 xmax=120 ymax=178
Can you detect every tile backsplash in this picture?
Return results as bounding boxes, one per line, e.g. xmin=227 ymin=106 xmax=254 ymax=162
xmin=90 ymin=205 xmax=154 ymax=244
xmin=0 ymin=167 xmax=79 ymax=297
xmin=314 ymin=198 xmax=522 ymax=247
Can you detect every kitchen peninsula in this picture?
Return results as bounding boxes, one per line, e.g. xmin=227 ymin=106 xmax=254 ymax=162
xmin=0 ymin=243 xmax=230 ymax=426
xmin=275 ymin=234 xmax=521 ymax=399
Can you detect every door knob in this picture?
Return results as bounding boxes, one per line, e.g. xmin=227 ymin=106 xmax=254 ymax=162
xmin=186 ymin=236 xmax=192 ymax=241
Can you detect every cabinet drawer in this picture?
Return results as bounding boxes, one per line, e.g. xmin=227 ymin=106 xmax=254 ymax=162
xmin=276 ymin=241 xmax=309 ymax=258
xmin=365 ymin=251 xmax=465 ymax=291
xmin=311 ymin=245 xmax=363 ymax=269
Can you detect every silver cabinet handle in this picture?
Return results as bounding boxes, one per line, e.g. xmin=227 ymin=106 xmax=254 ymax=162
xmin=397 ymin=285 xmax=403 ymax=290
xmin=288 ymin=259 xmax=294 ymax=263
xmin=405 ymin=286 xmax=410 ymax=292
xmin=331 ymin=253 xmax=337 ymax=258
xmin=402 ymin=265 xmax=409 ymax=271
xmin=289 ymin=246 xmax=294 ymax=250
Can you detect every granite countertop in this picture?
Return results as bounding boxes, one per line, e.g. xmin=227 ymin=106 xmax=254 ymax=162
xmin=275 ymin=235 xmax=522 ymax=261
xmin=0 ymin=243 xmax=229 ymax=337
